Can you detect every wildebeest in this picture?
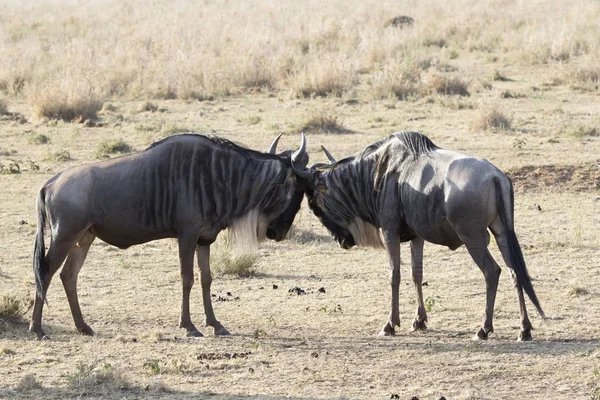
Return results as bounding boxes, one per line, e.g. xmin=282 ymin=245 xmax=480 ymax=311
xmin=31 ymin=133 xmax=310 ymax=340
xmin=299 ymin=131 xmax=545 ymax=341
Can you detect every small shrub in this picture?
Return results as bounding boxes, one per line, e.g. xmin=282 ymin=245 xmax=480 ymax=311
xmin=17 ymin=374 xmax=42 ymax=391
xmin=0 ymin=160 xmax=21 ymax=174
xmin=161 ymin=123 xmax=189 ymax=136
xmin=296 ymin=110 xmax=351 ymax=134
xmin=568 ymin=284 xmax=589 ymax=297
xmin=560 ymin=124 xmax=598 ymax=139
xmin=0 ymin=98 xmax=9 ymax=115
xmin=29 ymin=85 xmax=103 ymax=122
xmin=65 ymin=362 xmax=127 ymax=389
xmin=422 ymin=74 xmax=469 ymax=96
xmin=470 ymin=108 xmax=512 ymax=131
xmin=139 ymin=100 xmax=158 ymax=113
xmin=50 ymin=150 xmax=72 ymax=163
xmin=0 ymin=294 xmax=32 ymax=322
xmin=240 ymin=115 xmax=262 ymax=125
xmin=491 ymin=70 xmax=510 ymax=81
xmin=211 ymin=240 xmax=259 ymax=277
xmin=95 ymin=139 xmax=133 ymax=159
xmin=143 ymin=360 xmax=161 ymax=375
xmin=27 ymin=134 xmax=50 ymax=145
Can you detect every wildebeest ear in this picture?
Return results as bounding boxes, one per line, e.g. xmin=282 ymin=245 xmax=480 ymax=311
xmin=316 ymin=183 xmax=328 ymax=192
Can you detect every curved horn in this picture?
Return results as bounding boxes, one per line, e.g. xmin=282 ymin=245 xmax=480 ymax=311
xmin=291 ymin=133 xmax=312 ymax=179
xmin=321 ymin=145 xmax=336 ymax=163
xmin=268 ymin=133 xmax=282 ymax=154
xmin=292 ymin=132 xmax=307 ymax=164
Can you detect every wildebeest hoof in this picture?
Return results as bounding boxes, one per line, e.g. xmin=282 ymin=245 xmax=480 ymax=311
xmin=378 ymin=323 xmax=396 ymax=336
xmin=411 ymin=318 xmax=427 ymax=332
xmin=37 ymin=334 xmax=51 ymax=341
xmin=214 ymin=327 xmax=230 ymax=336
xmin=78 ymin=325 xmax=95 ymax=336
xmin=517 ymin=329 xmax=532 ymax=342
xmin=472 ymin=327 xmax=492 ymax=341
xmin=186 ymin=330 xmax=204 ymax=338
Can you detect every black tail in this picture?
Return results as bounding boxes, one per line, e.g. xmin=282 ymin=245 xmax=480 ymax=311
xmin=494 ymin=177 xmax=545 ymax=318
xmin=34 ymin=187 xmax=48 ymax=303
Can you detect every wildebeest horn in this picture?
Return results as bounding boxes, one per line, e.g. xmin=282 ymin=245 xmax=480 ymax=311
xmin=268 ymin=133 xmax=282 ymax=154
xmin=321 ymin=145 xmax=336 ymax=163
xmin=291 ymin=133 xmax=312 ymax=179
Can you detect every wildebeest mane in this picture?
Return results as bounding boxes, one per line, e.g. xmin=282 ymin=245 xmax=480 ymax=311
xmin=392 ymin=131 xmax=439 ymax=159
xmin=145 ymin=133 xmax=262 ymax=160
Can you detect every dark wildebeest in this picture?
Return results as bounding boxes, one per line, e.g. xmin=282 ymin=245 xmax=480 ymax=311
xmin=31 ymin=133 xmax=310 ymax=340
xmin=298 ymin=131 xmax=545 ymax=341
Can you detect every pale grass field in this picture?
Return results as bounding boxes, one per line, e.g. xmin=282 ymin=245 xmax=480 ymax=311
xmin=1 ymin=1 xmax=600 ymax=399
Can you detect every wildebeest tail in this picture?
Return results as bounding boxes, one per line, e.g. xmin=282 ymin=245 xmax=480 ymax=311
xmin=494 ymin=177 xmax=545 ymax=318
xmin=34 ymin=187 xmax=48 ymax=303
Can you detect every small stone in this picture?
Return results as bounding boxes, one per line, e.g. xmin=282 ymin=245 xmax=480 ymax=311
xmin=318 ymin=287 xmax=326 ymax=293
xmin=272 ymin=284 xmax=278 ymax=289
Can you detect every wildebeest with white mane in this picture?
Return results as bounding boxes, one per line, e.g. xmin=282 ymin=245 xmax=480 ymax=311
xmin=31 ymin=133 xmax=310 ymax=340
xmin=300 ymin=131 xmax=545 ymax=341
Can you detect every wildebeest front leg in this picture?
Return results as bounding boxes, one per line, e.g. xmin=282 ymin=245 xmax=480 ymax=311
xmin=197 ymin=245 xmax=230 ymax=336
xmin=178 ymin=236 xmax=202 ymax=337
xmin=60 ymin=232 xmax=95 ymax=336
xmin=410 ymin=237 xmax=428 ymax=331
xmin=379 ymin=233 xmax=401 ymax=336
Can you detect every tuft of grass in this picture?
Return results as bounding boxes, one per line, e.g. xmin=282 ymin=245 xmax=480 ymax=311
xmin=560 ymin=124 xmax=598 ymax=139
xmin=64 ymin=362 xmax=127 ymax=390
xmin=239 ymin=115 xmax=262 ymax=125
xmin=29 ymin=85 xmax=103 ymax=122
xmin=0 ymin=97 xmax=9 ymax=115
xmin=211 ymin=239 xmax=259 ymax=277
xmin=470 ymin=108 xmax=512 ymax=131
xmin=295 ymin=109 xmax=351 ymax=134
xmin=568 ymin=284 xmax=589 ymax=297
xmin=27 ymin=133 xmax=50 ymax=145
xmin=161 ymin=123 xmax=189 ymax=136
xmin=50 ymin=150 xmax=72 ymax=163
xmin=100 ymin=103 xmax=118 ymax=113
xmin=422 ymin=74 xmax=470 ymax=96
xmin=17 ymin=374 xmax=42 ymax=391
xmin=144 ymin=360 xmax=161 ymax=375
xmin=139 ymin=100 xmax=159 ymax=113
xmin=0 ymin=294 xmax=32 ymax=323
xmin=491 ymin=70 xmax=510 ymax=81
xmin=95 ymin=139 xmax=133 ymax=159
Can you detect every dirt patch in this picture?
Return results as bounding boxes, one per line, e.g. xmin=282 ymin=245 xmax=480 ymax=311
xmin=507 ymin=162 xmax=600 ymax=192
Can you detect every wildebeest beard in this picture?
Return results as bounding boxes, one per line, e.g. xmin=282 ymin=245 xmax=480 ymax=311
xmin=305 ymin=185 xmax=356 ymax=249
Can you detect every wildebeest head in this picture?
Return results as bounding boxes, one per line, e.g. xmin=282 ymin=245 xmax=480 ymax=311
xmin=263 ymin=133 xmax=311 ymax=242
xmin=303 ymin=147 xmax=356 ymax=249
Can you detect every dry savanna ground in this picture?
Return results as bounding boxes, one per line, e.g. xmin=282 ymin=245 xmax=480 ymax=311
xmin=1 ymin=0 xmax=600 ymax=399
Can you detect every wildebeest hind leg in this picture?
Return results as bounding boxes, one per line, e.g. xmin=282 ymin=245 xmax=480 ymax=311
xmin=410 ymin=237 xmax=428 ymax=331
xmin=490 ymin=219 xmax=533 ymax=341
xmin=178 ymin=235 xmax=203 ymax=337
xmin=197 ymin=246 xmax=230 ymax=336
xmin=461 ymin=233 xmax=501 ymax=341
xmin=30 ymin=236 xmax=79 ymax=340
xmin=60 ymin=231 xmax=95 ymax=336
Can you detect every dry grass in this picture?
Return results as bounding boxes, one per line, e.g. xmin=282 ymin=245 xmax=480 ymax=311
xmin=559 ymin=123 xmax=599 ymax=139
xmin=470 ymin=107 xmax=512 ymax=131
xmin=295 ymin=109 xmax=351 ymax=134
xmin=17 ymin=374 xmax=42 ymax=391
xmin=422 ymin=73 xmax=470 ymax=96
xmin=0 ymin=97 xmax=8 ymax=115
xmin=64 ymin=362 xmax=128 ymax=391
xmin=29 ymin=81 xmax=104 ymax=122
xmin=0 ymin=294 xmax=32 ymax=324
xmin=2 ymin=0 xmax=597 ymax=102
xmin=210 ymin=239 xmax=259 ymax=277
